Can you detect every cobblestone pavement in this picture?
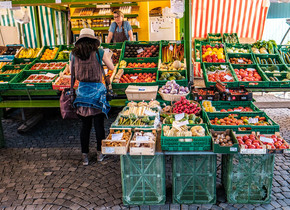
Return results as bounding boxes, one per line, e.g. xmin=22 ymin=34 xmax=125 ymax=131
xmin=0 ymin=107 xmax=290 ymax=210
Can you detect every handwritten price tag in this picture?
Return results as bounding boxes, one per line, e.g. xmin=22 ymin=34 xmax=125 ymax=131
xmin=260 ymin=137 xmax=273 ymax=143
xmin=175 ymin=113 xmax=184 ymax=121
xmin=169 ymin=45 xmax=174 ymax=51
xmin=238 ymin=59 xmax=244 ymax=63
xmin=247 ymin=68 xmax=255 ymax=71
xmin=136 ymin=136 xmax=149 ymax=141
xmin=176 ymin=120 xmax=189 ymax=127
xmin=130 ymin=76 xmax=138 ymax=80
xmin=111 ymin=133 xmax=123 ymax=141
xmin=45 ymin=73 xmax=57 ymax=78
xmin=224 ymin=75 xmax=233 ymax=80
xmin=144 ymin=110 xmax=156 ymax=116
xmin=220 ymin=65 xmax=227 ymax=69
xmin=137 ymin=48 xmax=144 ymax=54
xmin=248 ymin=118 xmax=259 ymax=124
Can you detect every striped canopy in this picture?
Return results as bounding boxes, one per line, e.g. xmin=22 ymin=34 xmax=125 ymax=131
xmin=192 ymin=0 xmax=270 ymax=40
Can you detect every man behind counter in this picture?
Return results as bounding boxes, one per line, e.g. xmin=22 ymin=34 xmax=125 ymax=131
xmin=106 ymin=10 xmax=134 ymax=43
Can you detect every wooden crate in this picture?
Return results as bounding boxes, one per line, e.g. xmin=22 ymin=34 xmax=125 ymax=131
xmin=129 ymin=129 xmax=157 ymax=155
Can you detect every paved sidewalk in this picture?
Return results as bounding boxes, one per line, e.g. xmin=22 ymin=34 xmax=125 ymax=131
xmin=0 ymin=108 xmax=289 ymax=210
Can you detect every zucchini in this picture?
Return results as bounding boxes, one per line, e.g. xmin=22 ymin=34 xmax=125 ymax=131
xmin=285 ymin=54 xmax=290 ymax=64
xmin=273 ymin=77 xmax=279 ymax=81
xmin=269 ymin=77 xmax=275 ymax=81
xmin=273 ymin=58 xmax=276 ymax=64
xmin=268 ymin=58 xmax=273 ymax=64
xmin=263 ymin=59 xmax=268 ymax=64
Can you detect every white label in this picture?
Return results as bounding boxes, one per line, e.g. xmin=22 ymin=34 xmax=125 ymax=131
xmin=0 ymin=1 xmax=12 ymax=9
xmin=144 ymin=110 xmax=156 ymax=116
xmin=238 ymin=59 xmax=244 ymax=63
xmin=241 ymin=96 xmax=247 ymax=100
xmin=55 ymin=0 xmax=61 ymax=3
xmin=260 ymin=136 xmax=274 ymax=143
xmin=105 ymin=147 xmax=115 ymax=153
xmin=169 ymin=45 xmax=174 ymax=51
xmin=96 ymin=4 xmax=110 ymax=8
xmin=284 ymin=149 xmax=290 ymax=154
xmin=176 ymin=120 xmax=189 ymax=127
xmin=224 ymin=75 xmax=233 ymax=81
xmin=274 ymin=74 xmax=281 ymax=76
xmin=137 ymin=48 xmax=144 ymax=54
xmin=45 ymin=73 xmax=56 ymax=78
xmin=221 ymin=65 xmax=227 ymax=69
xmin=240 ymin=148 xmax=266 ymax=154
xmin=130 ymin=76 xmax=138 ymax=80
xmin=207 ymin=97 xmax=213 ymax=100
xmin=247 ymin=68 xmax=255 ymax=71
xmin=111 ymin=133 xmax=123 ymax=141
xmin=136 ymin=136 xmax=149 ymax=141
xmin=234 ymin=109 xmax=242 ymax=112
xmin=176 ymin=41 xmax=181 ymax=44
xmin=248 ymin=118 xmax=259 ymax=124
xmin=138 ymin=88 xmax=146 ymax=91
xmin=103 ymin=48 xmax=110 ymax=53
xmin=230 ymin=147 xmax=238 ymax=152
xmin=175 ymin=113 xmax=184 ymax=121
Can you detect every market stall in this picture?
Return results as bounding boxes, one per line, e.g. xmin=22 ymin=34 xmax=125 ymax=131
xmin=0 ymin=0 xmax=289 ymax=207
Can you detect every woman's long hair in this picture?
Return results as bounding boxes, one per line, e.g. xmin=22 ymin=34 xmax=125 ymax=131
xmin=72 ymin=38 xmax=100 ymax=60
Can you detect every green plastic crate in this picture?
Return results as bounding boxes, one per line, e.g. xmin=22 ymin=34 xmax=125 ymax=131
xmin=207 ymin=33 xmax=222 ymax=39
xmin=101 ymin=42 xmax=124 ymax=49
xmin=276 ymin=46 xmax=290 ymax=65
xmin=204 ymin=112 xmax=280 ymax=133
xmin=120 ymin=41 xmax=161 ymax=61
xmin=112 ymin=69 xmax=157 ymax=89
xmin=120 ymin=154 xmax=166 ymax=205
xmin=208 ymin=101 xmax=261 ymax=113
xmin=225 ymin=43 xmax=251 ymax=54
xmin=210 ymin=129 xmax=239 ymax=154
xmin=231 ymin=64 xmax=270 ymax=88
xmin=202 ymin=62 xmax=239 ymax=88
xmin=24 ymin=59 xmax=68 ymax=71
xmin=0 ymin=64 xmax=26 ymax=75
xmin=38 ymin=45 xmax=61 ymax=60
xmin=157 ymin=70 xmax=188 ymax=86
xmin=120 ymin=57 xmax=158 ymax=71
xmin=172 ymin=155 xmax=217 ymax=204
xmin=12 ymin=58 xmax=36 ymax=65
xmin=223 ymin=33 xmax=239 ymax=44
xmin=9 ymin=70 xmax=60 ymax=90
xmin=254 ymin=54 xmax=284 ymax=65
xmin=0 ymin=74 xmax=16 ymax=90
xmin=160 ymin=40 xmax=185 ymax=63
xmin=227 ymin=53 xmax=256 ymax=65
xmin=194 ymin=40 xmax=201 ymax=62
xmin=259 ymin=64 xmax=289 ymax=76
xmin=222 ymin=154 xmax=274 ymax=204
xmin=265 ymin=73 xmax=290 ymax=88
xmin=161 ymin=124 xmax=212 ymax=151
xmin=55 ymin=45 xmax=74 ymax=60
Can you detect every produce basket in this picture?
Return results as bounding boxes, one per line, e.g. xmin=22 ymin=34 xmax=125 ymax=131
xmin=129 ymin=129 xmax=157 ymax=155
xmin=223 ymin=33 xmax=239 ymax=44
xmin=101 ymin=42 xmax=124 ymax=49
xmin=125 ymin=85 xmax=158 ymax=101
xmin=55 ymin=45 xmax=74 ymax=60
xmin=210 ymin=129 xmax=239 ymax=154
xmin=0 ymin=64 xmax=26 ymax=75
xmin=225 ymin=43 xmax=251 ymax=54
xmin=200 ymin=42 xmax=226 ymax=63
xmin=0 ymin=74 xmax=16 ymax=90
xmin=52 ymin=76 xmax=79 ymax=91
xmin=254 ymin=54 xmax=284 ymax=65
xmin=161 ymin=124 xmax=212 ymax=151
xmin=202 ymin=63 xmax=239 ymax=88
xmin=9 ymin=70 xmax=60 ymax=90
xmin=222 ymin=154 xmax=274 ymax=204
xmin=205 ymin=112 xmax=280 ymax=133
xmin=227 ymin=53 xmax=256 ymax=65
xmin=157 ymin=70 xmax=188 ymax=86
xmin=259 ymin=64 xmax=289 ymax=75
xmin=172 ymin=155 xmax=216 ymax=204
xmin=159 ymin=91 xmax=189 ymax=102
xmin=231 ymin=64 xmax=270 ymax=88
xmin=101 ymin=128 xmax=132 ymax=155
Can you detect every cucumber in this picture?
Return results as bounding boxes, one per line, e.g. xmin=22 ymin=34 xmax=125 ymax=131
xmin=269 ymin=77 xmax=275 ymax=81
xmin=273 ymin=77 xmax=279 ymax=81
xmin=263 ymin=59 xmax=268 ymax=64
xmin=285 ymin=54 xmax=290 ymax=64
xmin=273 ymin=58 xmax=276 ymax=64
xmin=256 ymin=57 xmax=261 ymax=64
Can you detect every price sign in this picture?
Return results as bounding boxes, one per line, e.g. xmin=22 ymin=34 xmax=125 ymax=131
xmin=248 ymin=118 xmax=259 ymax=124
xmin=224 ymin=75 xmax=233 ymax=81
xmin=137 ymin=48 xmax=144 ymax=54
xmin=247 ymin=68 xmax=255 ymax=71
xmin=138 ymin=88 xmax=146 ymax=91
xmin=136 ymin=136 xmax=149 ymax=141
xmin=176 ymin=41 xmax=181 ymax=44
xmin=144 ymin=110 xmax=156 ymax=116
xmin=238 ymin=59 xmax=244 ymax=63
xmin=96 ymin=4 xmax=110 ymax=8
xmin=221 ymin=65 xmax=227 ymax=69
xmin=169 ymin=45 xmax=174 ymax=51
xmin=176 ymin=120 xmax=189 ymax=127
xmin=45 ymin=73 xmax=57 ymax=78
xmin=0 ymin=1 xmax=12 ymax=9
xmin=111 ymin=133 xmax=123 ymax=141
xmin=130 ymin=76 xmax=138 ymax=80
xmin=175 ymin=113 xmax=184 ymax=121
xmin=234 ymin=109 xmax=242 ymax=112
xmin=241 ymin=96 xmax=247 ymax=100
xmin=55 ymin=0 xmax=61 ymax=3
xmin=105 ymin=147 xmax=115 ymax=153
xmin=260 ymin=137 xmax=274 ymax=143
xmin=230 ymin=147 xmax=238 ymax=152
